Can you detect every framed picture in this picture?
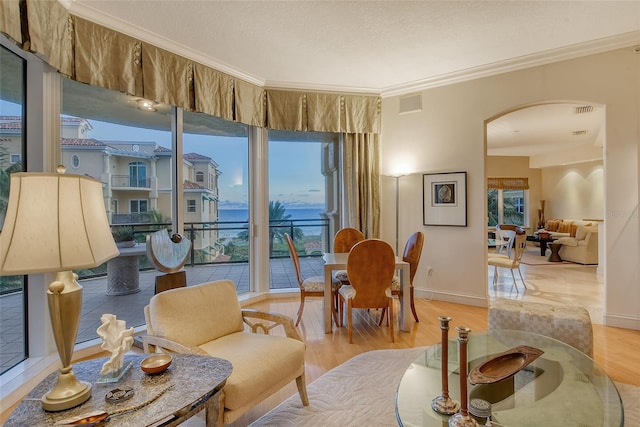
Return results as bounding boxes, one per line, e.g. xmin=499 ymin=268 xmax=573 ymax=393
xmin=423 ymin=172 xmax=467 ymax=226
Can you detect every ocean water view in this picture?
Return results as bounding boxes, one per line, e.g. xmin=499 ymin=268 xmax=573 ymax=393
xmin=217 ymin=207 xmax=327 ymax=238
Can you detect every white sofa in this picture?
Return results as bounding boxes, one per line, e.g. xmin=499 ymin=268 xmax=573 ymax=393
xmin=556 ymin=226 xmax=598 ymax=265
xmin=534 ymin=219 xmax=596 ymax=239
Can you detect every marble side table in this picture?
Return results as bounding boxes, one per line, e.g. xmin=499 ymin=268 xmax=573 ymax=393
xmin=5 ymin=353 xmax=232 ymax=427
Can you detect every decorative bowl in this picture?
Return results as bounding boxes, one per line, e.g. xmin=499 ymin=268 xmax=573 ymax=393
xmin=141 ymin=354 xmax=172 ymax=375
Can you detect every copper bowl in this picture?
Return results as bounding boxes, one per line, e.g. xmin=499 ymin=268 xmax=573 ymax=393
xmin=141 ymin=354 xmax=172 ymax=375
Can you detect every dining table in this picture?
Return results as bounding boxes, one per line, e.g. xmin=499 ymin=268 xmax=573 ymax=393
xmin=322 ymin=252 xmax=411 ymax=334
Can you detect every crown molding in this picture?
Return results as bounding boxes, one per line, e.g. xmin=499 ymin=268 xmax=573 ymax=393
xmin=65 ymin=1 xmax=639 ymax=98
xmin=381 ymin=31 xmax=640 ymax=98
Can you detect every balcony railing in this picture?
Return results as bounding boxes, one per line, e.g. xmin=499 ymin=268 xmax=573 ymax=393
xmin=111 ymin=175 xmax=151 ymax=188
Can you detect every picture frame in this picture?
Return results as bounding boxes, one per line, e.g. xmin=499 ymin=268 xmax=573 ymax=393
xmin=423 ymin=172 xmax=467 ymax=226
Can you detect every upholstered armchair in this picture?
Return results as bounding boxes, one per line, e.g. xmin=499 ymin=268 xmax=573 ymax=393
xmin=143 ymin=280 xmax=309 ymax=425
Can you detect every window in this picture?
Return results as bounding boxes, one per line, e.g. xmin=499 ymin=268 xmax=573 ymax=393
xmin=0 ymin=45 xmax=26 ymax=374
xmin=130 ymin=199 xmax=148 ymax=214
xmin=187 ymin=199 xmax=196 ymax=212
xmin=71 ymin=154 xmax=80 ymax=168
xmin=129 ymin=161 xmax=147 ymax=187
xmin=267 ymin=130 xmax=337 ymax=290
xmin=196 ymin=171 xmax=204 ymax=182
xmin=487 ymin=177 xmax=529 ymax=227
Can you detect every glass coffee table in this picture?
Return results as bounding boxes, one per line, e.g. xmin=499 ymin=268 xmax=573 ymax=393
xmin=396 ymin=330 xmax=623 ymax=426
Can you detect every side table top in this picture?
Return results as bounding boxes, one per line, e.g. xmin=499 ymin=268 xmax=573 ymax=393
xmin=5 ymin=353 xmax=232 ymax=427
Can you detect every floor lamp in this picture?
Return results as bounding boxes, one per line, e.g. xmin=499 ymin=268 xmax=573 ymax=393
xmin=390 ymin=173 xmax=408 ymax=254
xmin=0 ymin=167 xmax=119 ymax=411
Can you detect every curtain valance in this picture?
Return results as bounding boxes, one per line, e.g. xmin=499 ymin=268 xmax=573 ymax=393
xmin=1 ymin=1 xmax=381 ymax=134
xmin=487 ymin=177 xmax=529 ymax=190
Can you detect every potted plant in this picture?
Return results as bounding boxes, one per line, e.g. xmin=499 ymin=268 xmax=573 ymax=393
xmin=112 ymin=226 xmax=136 ymax=248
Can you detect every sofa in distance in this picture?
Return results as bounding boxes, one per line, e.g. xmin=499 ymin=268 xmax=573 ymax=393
xmin=534 ymin=219 xmax=595 ymax=239
xmin=143 ymin=280 xmax=309 ymax=425
xmin=556 ymin=225 xmax=598 ymax=265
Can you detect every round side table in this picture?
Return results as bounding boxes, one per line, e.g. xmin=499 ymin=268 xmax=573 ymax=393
xmin=548 ymin=242 xmax=563 ymax=262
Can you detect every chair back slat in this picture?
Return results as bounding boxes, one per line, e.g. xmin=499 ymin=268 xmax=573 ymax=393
xmin=285 ymin=233 xmax=304 ymax=288
xmin=402 ymin=231 xmax=424 ymax=285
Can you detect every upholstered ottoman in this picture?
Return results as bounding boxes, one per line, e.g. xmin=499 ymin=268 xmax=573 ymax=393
xmin=488 ymin=298 xmax=593 ymax=357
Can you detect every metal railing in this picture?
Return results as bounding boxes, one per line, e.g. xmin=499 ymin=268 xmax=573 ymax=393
xmin=111 ymin=175 xmax=151 ymax=188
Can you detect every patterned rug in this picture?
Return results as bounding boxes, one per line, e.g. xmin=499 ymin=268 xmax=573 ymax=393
xmin=250 ymin=347 xmax=638 ymax=426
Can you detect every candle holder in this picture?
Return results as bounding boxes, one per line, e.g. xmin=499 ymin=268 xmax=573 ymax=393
xmin=449 ymin=326 xmax=479 ymax=427
xmin=431 ymin=316 xmax=460 ymax=415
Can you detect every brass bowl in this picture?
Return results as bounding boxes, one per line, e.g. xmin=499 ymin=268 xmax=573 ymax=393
xmin=141 ymin=354 xmax=172 ymax=375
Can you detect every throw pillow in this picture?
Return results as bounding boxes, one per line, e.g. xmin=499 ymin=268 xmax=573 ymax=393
xmin=558 ymin=221 xmax=573 ymax=233
xmin=570 ymin=223 xmax=579 ymax=237
xmin=546 ymin=219 xmax=562 ymax=232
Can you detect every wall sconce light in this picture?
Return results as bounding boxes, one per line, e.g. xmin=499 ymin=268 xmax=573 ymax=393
xmin=136 ymin=99 xmax=158 ymax=112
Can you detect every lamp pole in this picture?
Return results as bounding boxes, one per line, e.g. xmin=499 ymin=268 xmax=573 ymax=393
xmin=394 ymin=175 xmax=400 ymax=254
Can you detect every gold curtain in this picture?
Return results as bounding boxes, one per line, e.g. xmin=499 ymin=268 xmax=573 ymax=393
xmin=24 ymin=0 xmax=74 ymax=78
xmin=487 ymin=177 xmax=529 ymax=190
xmin=142 ymin=43 xmax=194 ymax=111
xmin=74 ymin=17 xmax=143 ymax=97
xmin=0 ymin=0 xmax=22 ymax=45
xmin=266 ymin=89 xmax=306 ymax=131
xmin=193 ymin=63 xmax=234 ymax=121
xmin=7 ymin=1 xmax=381 ymax=134
xmin=235 ymin=79 xmax=266 ymax=127
xmin=343 ymin=133 xmax=380 ymax=238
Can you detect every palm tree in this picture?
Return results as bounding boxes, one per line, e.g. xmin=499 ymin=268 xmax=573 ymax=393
xmin=0 ymin=147 xmax=23 ymax=228
xmin=237 ymin=200 xmax=303 ymax=256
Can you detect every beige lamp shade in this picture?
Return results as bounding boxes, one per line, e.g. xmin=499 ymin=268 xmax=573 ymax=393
xmin=0 ymin=172 xmax=119 ymax=275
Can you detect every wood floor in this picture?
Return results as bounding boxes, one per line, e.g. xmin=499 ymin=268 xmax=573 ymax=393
xmin=232 ymin=286 xmax=640 ymax=426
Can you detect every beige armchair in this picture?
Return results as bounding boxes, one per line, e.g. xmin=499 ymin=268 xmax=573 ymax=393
xmin=556 ymin=226 xmax=598 ymax=265
xmin=143 ymin=280 xmax=309 ymax=425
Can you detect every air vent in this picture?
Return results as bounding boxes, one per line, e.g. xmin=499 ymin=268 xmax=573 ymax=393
xmin=399 ymin=93 xmax=422 ymax=114
xmin=574 ymin=105 xmax=593 ymax=114
xmin=572 ymin=130 xmax=587 ymax=136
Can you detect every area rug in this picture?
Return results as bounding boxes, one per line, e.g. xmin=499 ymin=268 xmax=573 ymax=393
xmin=520 ymin=247 xmax=586 ymax=266
xmin=249 ymin=347 xmax=639 ymax=427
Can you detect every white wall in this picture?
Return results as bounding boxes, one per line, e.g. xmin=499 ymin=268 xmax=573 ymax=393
xmin=542 ymin=161 xmax=604 ymax=221
xmin=381 ymin=47 xmax=639 ymax=329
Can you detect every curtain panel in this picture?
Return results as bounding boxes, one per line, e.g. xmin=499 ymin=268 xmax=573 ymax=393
xmin=0 ymin=0 xmax=22 ymax=45
xmin=487 ymin=177 xmax=529 ymax=190
xmin=4 ymin=0 xmax=381 ymax=134
xmin=343 ymin=133 xmax=381 ymax=238
xmin=74 ymin=17 xmax=143 ymax=97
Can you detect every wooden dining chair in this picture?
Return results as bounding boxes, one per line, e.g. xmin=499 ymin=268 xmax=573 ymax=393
xmin=333 ymin=227 xmax=365 ymax=285
xmin=338 ymin=239 xmax=396 ymax=343
xmin=285 ymin=233 xmax=341 ymax=326
xmin=379 ymin=231 xmax=424 ymax=325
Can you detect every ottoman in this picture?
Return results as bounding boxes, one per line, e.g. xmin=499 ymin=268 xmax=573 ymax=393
xmin=488 ymin=298 xmax=593 ymax=357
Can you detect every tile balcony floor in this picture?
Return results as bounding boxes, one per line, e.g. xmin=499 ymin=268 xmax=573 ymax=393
xmin=0 ymin=256 xmax=325 ymax=374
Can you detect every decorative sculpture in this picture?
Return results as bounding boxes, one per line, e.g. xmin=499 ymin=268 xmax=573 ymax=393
xmin=146 ymin=229 xmax=192 ymax=293
xmin=431 ymin=316 xmax=460 ymax=415
xmin=448 ymin=326 xmax=479 ymax=427
xmin=96 ymin=314 xmax=134 ymax=381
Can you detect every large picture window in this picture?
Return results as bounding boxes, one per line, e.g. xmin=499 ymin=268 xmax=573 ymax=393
xmin=487 ymin=177 xmax=529 ymax=227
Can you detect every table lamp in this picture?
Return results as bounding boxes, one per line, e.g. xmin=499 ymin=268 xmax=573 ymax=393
xmin=0 ymin=166 xmax=119 ymax=411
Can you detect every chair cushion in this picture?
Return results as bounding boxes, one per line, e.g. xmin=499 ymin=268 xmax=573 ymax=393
xmin=390 ymin=275 xmax=400 ymax=291
xmin=199 ymin=332 xmax=305 ymax=410
xmin=148 ymin=280 xmax=244 ymax=347
xmin=339 ymin=284 xmax=392 ymax=299
xmin=488 ymin=256 xmax=515 ymax=267
xmin=334 ymin=270 xmax=349 ymax=281
xmin=302 ymin=275 xmax=340 ymax=292
xmin=555 ymin=236 xmax=578 ymax=247
xmin=488 ymin=253 xmax=510 ymax=259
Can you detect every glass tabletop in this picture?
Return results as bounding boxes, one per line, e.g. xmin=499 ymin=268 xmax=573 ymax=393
xmin=396 ymin=330 xmax=623 ymax=427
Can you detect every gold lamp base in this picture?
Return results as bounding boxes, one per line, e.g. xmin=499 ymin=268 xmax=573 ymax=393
xmin=43 ymin=271 xmax=92 ymax=411
xmin=42 ymin=370 xmax=92 ymax=411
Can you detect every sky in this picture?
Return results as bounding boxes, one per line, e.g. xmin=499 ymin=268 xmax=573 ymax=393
xmin=2 ymin=100 xmax=326 ymax=209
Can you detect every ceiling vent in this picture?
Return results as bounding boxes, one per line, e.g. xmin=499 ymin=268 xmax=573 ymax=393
xmin=399 ymin=93 xmax=422 ymax=114
xmin=574 ymin=105 xmax=593 ymax=114
xmin=572 ymin=130 xmax=587 ymax=136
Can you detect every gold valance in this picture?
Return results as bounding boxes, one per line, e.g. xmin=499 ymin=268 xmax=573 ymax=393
xmin=487 ymin=177 xmax=529 ymax=190
xmin=4 ymin=1 xmax=381 ymax=134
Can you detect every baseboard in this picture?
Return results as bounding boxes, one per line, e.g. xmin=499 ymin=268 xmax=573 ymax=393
xmin=604 ymin=313 xmax=640 ymax=330
xmin=414 ymin=288 xmax=488 ymax=308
